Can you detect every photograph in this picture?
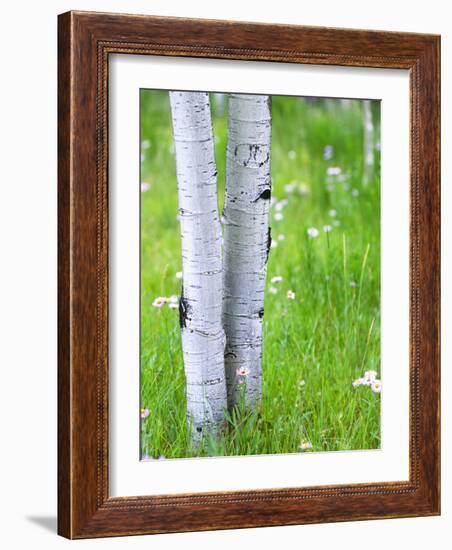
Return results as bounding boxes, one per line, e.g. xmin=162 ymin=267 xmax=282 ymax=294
xmin=139 ymin=90 xmax=381 ymax=460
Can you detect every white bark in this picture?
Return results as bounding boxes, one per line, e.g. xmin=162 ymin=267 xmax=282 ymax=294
xmin=169 ymin=91 xmax=227 ymax=444
xmin=223 ymin=94 xmax=272 ymax=410
xmin=363 ymin=100 xmax=374 ymax=185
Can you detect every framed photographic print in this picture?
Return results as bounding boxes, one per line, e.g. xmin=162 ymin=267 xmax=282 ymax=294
xmin=58 ymin=11 xmax=440 ymax=538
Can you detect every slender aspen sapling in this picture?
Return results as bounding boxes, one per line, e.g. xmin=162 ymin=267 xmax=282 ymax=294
xmin=169 ymin=91 xmax=227 ymax=444
xmin=223 ymin=94 xmax=272 ymax=410
xmin=363 ymin=99 xmax=375 ymax=185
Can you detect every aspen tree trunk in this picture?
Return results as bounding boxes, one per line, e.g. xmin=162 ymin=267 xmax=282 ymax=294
xmin=223 ymin=94 xmax=272 ymax=411
xmin=363 ymin=100 xmax=374 ymax=186
xmin=169 ymin=91 xmax=227 ymax=444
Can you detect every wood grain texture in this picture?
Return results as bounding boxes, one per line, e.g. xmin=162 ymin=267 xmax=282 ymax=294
xmin=57 ymin=10 xmax=72 ymax=538
xmin=57 ymin=10 xmax=440 ymax=539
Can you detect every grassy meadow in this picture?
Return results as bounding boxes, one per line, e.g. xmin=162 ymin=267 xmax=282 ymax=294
xmin=140 ymin=91 xmax=381 ymax=459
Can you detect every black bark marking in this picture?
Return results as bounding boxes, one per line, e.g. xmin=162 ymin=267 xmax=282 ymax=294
xmin=253 ymin=188 xmax=271 ymax=202
xmin=234 ymin=144 xmax=270 ymax=168
xmin=266 ymin=227 xmax=272 ymax=263
xmin=258 ymin=307 xmax=265 ymax=318
xmin=257 ymin=151 xmax=270 ymax=168
xmin=179 ymin=286 xmax=192 ymax=328
xmin=246 ymin=145 xmax=258 ymax=167
xmin=266 ymin=95 xmax=272 ymax=112
xmin=204 ymin=377 xmax=222 ymax=386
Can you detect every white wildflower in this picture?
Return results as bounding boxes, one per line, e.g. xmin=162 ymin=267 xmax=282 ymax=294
xmin=152 ymin=297 xmax=167 ymax=308
xmin=323 ymin=225 xmax=333 ymax=233
xmin=268 ymin=286 xmax=278 ymax=295
xmin=277 ymin=234 xmax=285 ymax=241
xmin=141 ymin=139 xmax=151 ymax=149
xmin=327 ymin=166 xmax=342 ymax=176
xmin=328 ymin=209 xmax=337 ymax=217
xmin=371 ymin=380 xmax=382 ymax=393
xmin=287 ymin=290 xmax=296 ymax=300
xmin=352 ymin=377 xmax=366 ymax=388
xmin=274 ymin=212 xmax=284 ymax=221
xmin=299 ymin=441 xmax=313 ymax=450
xmin=236 ymin=366 xmax=250 ymax=377
xmin=323 ymin=144 xmax=334 ymax=160
xmin=298 ymin=183 xmax=310 ymax=196
xmin=141 ymin=182 xmax=151 ymax=192
xmin=284 ymin=183 xmax=296 ymax=193
xmin=307 ymin=227 xmax=319 ymax=238
xmin=175 ymin=271 xmax=183 ymax=280
xmin=271 ymin=276 xmax=283 ymax=284
xmin=353 ymin=371 xmax=380 ymax=391
xmin=364 ymin=370 xmax=378 ymax=383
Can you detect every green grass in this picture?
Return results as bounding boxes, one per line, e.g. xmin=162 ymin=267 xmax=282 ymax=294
xmin=140 ymin=91 xmax=381 ymax=459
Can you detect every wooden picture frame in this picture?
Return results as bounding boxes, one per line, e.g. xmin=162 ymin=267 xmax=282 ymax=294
xmin=58 ymin=10 xmax=440 ymax=539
